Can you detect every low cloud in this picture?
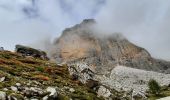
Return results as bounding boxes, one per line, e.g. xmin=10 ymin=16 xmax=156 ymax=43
xmin=1 ymin=0 xmax=170 ymax=60
xmin=0 ymin=0 xmax=104 ymax=50
xmin=94 ymin=0 xmax=170 ymax=60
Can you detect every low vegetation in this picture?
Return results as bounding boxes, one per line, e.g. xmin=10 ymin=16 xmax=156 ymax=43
xmin=0 ymin=51 xmax=102 ymax=99
xmin=1 ymin=50 xmax=170 ymax=99
xmin=148 ymin=79 xmax=161 ymax=95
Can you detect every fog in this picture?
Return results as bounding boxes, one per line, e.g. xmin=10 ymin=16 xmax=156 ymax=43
xmin=94 ymin=0 xmax=170 ymax=60
xmin=0 ymin=0 xmax=170 ymax=60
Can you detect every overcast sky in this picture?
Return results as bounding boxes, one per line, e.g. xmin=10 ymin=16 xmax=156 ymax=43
xmin=0 ymin=0 xmax=170 ymax=60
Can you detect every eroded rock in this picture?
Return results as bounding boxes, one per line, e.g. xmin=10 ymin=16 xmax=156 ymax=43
xmin=68 ymin=63 xmax=95 ymax=83
xmin=15 ymin=45 xmax=48 ymax=60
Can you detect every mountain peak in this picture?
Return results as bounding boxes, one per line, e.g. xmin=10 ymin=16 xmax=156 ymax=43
xmin=51 ymin=19 xmax=170 ymax=74
xmin=82 ymin=19 xmax=96 ymax=24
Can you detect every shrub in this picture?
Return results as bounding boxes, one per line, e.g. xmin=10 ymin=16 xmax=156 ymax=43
xmin=37 ymin=67 xmax=44 ymax=72
xmin=148 ymin=79 xmax=161 ymax=95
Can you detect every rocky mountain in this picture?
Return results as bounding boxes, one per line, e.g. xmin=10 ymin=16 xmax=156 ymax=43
xmin=2 ymin=46 xmax=160 ymax=100
xmin=48 ymin=19 xmax=170 ymax=99
xmin=51 ymin=19 xmax=170 ymax=74
xmin=1 ymin=19 xmax=170 ymax=99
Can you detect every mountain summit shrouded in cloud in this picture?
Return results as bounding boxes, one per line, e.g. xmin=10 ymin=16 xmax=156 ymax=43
xmin=2 ymin=1 xmax=170 ymax=99
xmin=0 ymin=0 xmax=170 ymax=60
xmin=51 ymin=19 xmax=170 ymax=74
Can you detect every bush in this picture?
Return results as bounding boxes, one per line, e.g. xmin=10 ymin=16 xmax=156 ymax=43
xmin=37 ymin=67 xmax=44 ymax=72
xmin=148 ymin=79 xmax=161 ymax=95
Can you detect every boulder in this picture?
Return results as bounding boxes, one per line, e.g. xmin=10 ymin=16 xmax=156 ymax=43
xmin=132 ymin=90 xmax=147 ymax=100
xmin=10 ymin=86 xmax=18 ymax=92
xmin=69 ymin=88 xmax=75 ymax=93
xmin=0 ymin=77 xmax=5 ymax=82
xmin=0 ymin=91 xmax=6 ymax=100
xmin=97 ymin=86 xmax=111 ymax=98
xmin=86 ymin=79 xmax=99 ymax=89
xmin=43 ymin=87 xmax=58 ymax=100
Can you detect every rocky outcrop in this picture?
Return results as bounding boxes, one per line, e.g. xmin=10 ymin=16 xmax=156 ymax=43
xmin=15 ymin=45 xmax=48 ymax=60
xmin=0 ymin=47 xmax=4 ymax=51
xmin=68 ymin=62 xmax=95 ymax=84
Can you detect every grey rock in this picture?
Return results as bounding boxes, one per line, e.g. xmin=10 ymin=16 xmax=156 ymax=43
xmin=97 ymin=86 xmax=111 ymax=98
xmin=16 ymin=83 xmax=21 ymax=87
xmin=69 ymin=88 xmax=75 ymax=93
xmin=0 ymin=91 xmax=6 ymax=100
xmin=11 ymin=86 xmax=18 ymax=92
xmin=43 ymin=87 xmax=58 ymax=100
xmin=68 ymin=63 xmax=94 ymax=83
xmin=3 ymin=88 xmax=8 ymax=91
xmin=46 ymin=87 xmax=57 ymax=96
xmin=98 ymin=66 xmax=170 ymax=94
xmin=0 ymin=77 xmax=5 ymax=82
xmin=132 ymin=90 xmax=147 ymax=100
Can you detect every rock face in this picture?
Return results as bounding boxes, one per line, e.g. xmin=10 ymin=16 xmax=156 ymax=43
xmin=15 ymin=45 xmax=48 ymax=60
xmin=51 ymin=19 xmax=170 ymax=74
xmin=68 ymin=62 xmax=95 ymax=84
xmin=0 ymin=47 xmax=4 ymax=51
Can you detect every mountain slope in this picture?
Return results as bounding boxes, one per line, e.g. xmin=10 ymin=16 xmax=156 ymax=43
xmin=0 ymin=50 xmax=104 ymax=100
xmin=51 ymin=19 xmax=170 ymax=74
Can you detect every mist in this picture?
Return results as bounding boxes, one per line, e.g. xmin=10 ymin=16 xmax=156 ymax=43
xmin=93 ymin=0 xmax=170 ymax=60
xmin=1 ymin=0 xmax=170 ymax=60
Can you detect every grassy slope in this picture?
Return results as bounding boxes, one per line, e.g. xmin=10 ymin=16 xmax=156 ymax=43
xmin=0 ymin=51 xmax=102 ymax=100
xmin=1 ymin=51 xmax=170 ymax=100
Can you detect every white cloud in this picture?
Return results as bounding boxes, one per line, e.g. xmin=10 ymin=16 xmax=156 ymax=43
xmin=94 ymin=0 xmax=170 ymax=60
xmin=0 ymin=0 xmax=170 ymax=60
xmin=0 ymin=0 xmax=104 ymax=50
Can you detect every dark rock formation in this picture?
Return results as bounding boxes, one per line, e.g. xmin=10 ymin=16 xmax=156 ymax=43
xmin=0 ymin=47 xmax=4 ymax=51
xmin=15 ymin=45 xmax=48 ymax=60
xmin=86 ymin=79 xmax=99 ymax=89
xmin=51 ymin=19 xmax=170 ymax=74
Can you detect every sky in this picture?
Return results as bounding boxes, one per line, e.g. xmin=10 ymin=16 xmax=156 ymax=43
xmin=0 ymin=0 xmax=170 ymax=60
